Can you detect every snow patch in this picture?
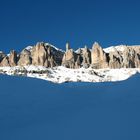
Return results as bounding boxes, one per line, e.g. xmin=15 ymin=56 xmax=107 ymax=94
xmin=103 ymin=45 xmax=126 ymax=53
xmin=0 ymin=66 xmax=140 ymax=83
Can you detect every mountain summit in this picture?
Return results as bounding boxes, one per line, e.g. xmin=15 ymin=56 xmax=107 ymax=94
xmin=0 ymin=42 xmax=140 ymax=83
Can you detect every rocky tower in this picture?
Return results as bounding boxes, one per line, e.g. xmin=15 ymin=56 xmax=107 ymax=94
xmin=0 ymin=51 xmax=6 ymax=63
xmin=81 ymin=46 xmax=91 ymax=68
xmin=91 ymin=42 xmax=108 ymax=69
xmin=31 ymin=42 xmax=63 ymax=67
xmin=9 ymin=50 xmax=18 ymax=66
xmin=31 ymin=42 xmax=48 ymax=66
xmin=0 ymin=56 xmax=10 ymax=67
xmin=18 ymin=49 xmax=32 ymax=66
xmin=108 ymin=48 xmax=123 ymax=69
xmin=0 ymin=42 xmax=140 ymax=69
xmin=62 ymin=43 xmax=78 ymax=68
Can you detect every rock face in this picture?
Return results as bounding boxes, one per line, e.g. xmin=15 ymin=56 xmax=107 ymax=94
xmin=108 ymin=48 xmax=123 ymax=68
xmin=0 ymin=56 xmax=10 ymax=67
xmin=31 ymin=42 xmax=48 ymax=66
xmin=0 ymin=41 xmax=140 ymax=69
xmin=18 ymin=49 xmax=32 ymax=66
xmin=31 ymin=42 xmax=64 ymax=68
xmin=9 ymin=50 xmax=17 ymax=66
xmin=122 ymin=47 xmax=140 ymax=68
xmin=75 ymin=55 xmax=81 ymax=69
xmin=0 ymin=51 xmax=6 ymax=63
xmin=78 ymin=46 xmax=91 ymax=68
xmin=91 ymin=42 xmax=108 ymax=69
xmin=62 ymin=43 xmax=78 ymax=68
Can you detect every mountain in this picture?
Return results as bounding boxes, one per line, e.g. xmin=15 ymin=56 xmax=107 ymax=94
xmin=0 ymin=42 xmax=140 ymax=83
xmin=0 ymin=74 xmax=140 ymax=140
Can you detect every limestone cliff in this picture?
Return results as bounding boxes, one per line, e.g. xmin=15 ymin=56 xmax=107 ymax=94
xmin=0 ymin=42 xmax=140 ymax=69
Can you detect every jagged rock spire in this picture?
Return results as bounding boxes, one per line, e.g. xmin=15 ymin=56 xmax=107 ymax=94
xmin=0 ymin=56 xmax=10 ymax=67
xmin=18 ymin=49 xmax=32 ymax=66
xmin=0 ymin=41 xmax=140 ymax=69
xmin=82 ymin=45 xmax=91 ymax=68
xmin=62 ymin=43 xmax=78 ymax=68
xmin=31 ymin=42 xmax=47 ymax=66
xmin=75 ymin=55 xmax=81 ymax=69
xmin=9 ymin=50 xmax=17 ymax=66
xmin=66 ymin=42 xmax=70 ymax=51
xmin=91 ymin=42 xmax=108 ymax=69
xmin=0 ymin=51 xmax=6 ymax=63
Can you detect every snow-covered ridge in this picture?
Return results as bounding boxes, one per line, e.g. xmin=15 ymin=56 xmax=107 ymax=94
xmin=25 ymin=43 xmax=65 ymax=52
xmin=45 ymin=43 xmax=65 ymax=52
xmin=0 ymin=66 xmax=139 ymax=83
xmin=103 ymin=44 xmax=140 ymax=53
xmin=103 ymin=45 xmax=126 ymax=53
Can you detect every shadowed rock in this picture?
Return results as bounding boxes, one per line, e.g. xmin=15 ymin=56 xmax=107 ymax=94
xmin=0 ymin=56 xmax=10 ymax=67
xmin=0 ymin=51 xmax=6 ymax=63
xmin=122 ymin=47 xmax=140 ymax=68
xmin=0 ymin=42 xmax=140 ymax=69
xmin=9 ymin=50 xmax=18 ymax=66
xmin=109 ymin=48 xmax=123 ymax=68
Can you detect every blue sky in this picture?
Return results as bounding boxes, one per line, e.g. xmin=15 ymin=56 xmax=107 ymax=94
xmin=1 ymin=0 xmax=140 ymax=53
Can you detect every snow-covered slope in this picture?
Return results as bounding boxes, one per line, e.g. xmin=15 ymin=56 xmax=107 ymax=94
xmin=103 ymin=45 xmax=127 ymax=53
xmin=0 ymin=66 xmax=139 ymax=83
xmin=103 ymin=44 xmax=140 ymax=53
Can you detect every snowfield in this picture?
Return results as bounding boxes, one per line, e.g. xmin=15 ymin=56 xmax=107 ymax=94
xmin=0 ymin=66 xmax=140 ymax=83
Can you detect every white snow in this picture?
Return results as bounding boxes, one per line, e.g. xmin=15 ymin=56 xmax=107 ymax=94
xmin=45 ymin=43 xmax=65 ymax=52
xmin=0 ymin=66 xmax=140 ymax=83
xmin=25 ymin=46 xmax=33 ymax=51
xmin=25 ymin=43 xmax=64 ymax=53
xmin=103 ymin=45 xmax=127 ymax=53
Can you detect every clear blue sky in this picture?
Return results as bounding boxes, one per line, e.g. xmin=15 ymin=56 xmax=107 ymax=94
xmin=1 ymin=0 xmax=140 ymax=53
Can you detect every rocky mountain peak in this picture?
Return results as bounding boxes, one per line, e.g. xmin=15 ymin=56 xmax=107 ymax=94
xmin=0 ymin=41 xmax=140 ymax=69
xmin=91 ymin=42 xmax=108 ymax=69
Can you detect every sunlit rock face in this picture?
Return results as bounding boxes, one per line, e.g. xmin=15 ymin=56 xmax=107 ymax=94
xmin=91 ymin=42 xmax=108 ymax=69
xmin=31 ymin=42 xmax=49 ymax=66
xmin=0 ymin=56 xmax=10 ymax=67
xmin=0 ymin=41 xmax=140 ymax=69
xmin=18 ymin=49 xmax=32 ymax=66
xmin=62 ymin=43 xmax=79 ymax=68
xmin=31 ymin=42 xmax=64 ymax=68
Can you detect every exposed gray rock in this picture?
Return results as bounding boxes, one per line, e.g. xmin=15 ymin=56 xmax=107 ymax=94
xmin=31 ymin=42 xmax=48 ymax=66
xmin=9 ymin=50 xmax=17 ymax=66
xmin=62 ymin=43 xmax=78 ymax=68
xmin=0 ymin=56 xmax=10 ymax=67
xmin=31 ymin=42 xmax=64 ymax=67
xmin=0 ymin=42 xmax=140 ymax=69
xmin=46 ymin=44 xmax=64 ymax=66
xmin=0 ymin=51 xmax=6 ymax=63
xmin=18 ymin=49 xmax=32 ymax=66
xmin=122 ymin=47 xmax=140 ymax=68
xmin=79 ymin=46 xmax=91 ymax=68
xmin=75 ymin=55 xmax=81 ymax=69
xmin=91 ymin=42 xmax=108 ymax=69
xmin=109 ymin=48 xmax=123 ymax=68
